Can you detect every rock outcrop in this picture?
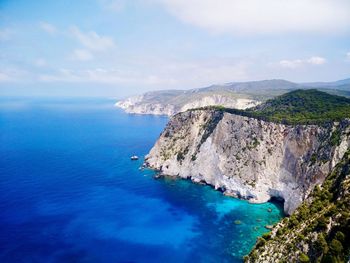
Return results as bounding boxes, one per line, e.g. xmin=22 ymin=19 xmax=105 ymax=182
xmin=145 ymin=109 xmax=350 ymax=215
xmin=116 ymin=94 xmax=258 ymax=116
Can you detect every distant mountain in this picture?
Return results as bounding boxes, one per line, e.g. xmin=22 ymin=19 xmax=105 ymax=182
xmin=200 ymin=79 xmax=299 ymax=95
xmin=334 ymin=78 xmax=350 ymax=85
xmin=116 ymin=78 xmax=350 ymax=116
xmin=302 ymin=78 xmax=350 ymax=89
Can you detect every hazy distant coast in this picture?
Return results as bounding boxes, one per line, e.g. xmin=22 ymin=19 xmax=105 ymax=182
xmin=116 ymin=79 xmax=350 ymax=116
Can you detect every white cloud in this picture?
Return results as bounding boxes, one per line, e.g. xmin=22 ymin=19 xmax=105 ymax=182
xmin=70 ymin=26 xmax=116 ymax=51
xmin=155 ymin=0 xmax=350 ymax=35
xmin=71 ymin=49 xmax=94 ymax=61
xmin=307 ymin=56 xmax=326 ymax=65
xmin=40 ymin=22 xmax=57 ymax=35
xmin=279 ymin=59 xmax=304 ymax=69
xmin=279 ymin=56 xmax=326 ymax=69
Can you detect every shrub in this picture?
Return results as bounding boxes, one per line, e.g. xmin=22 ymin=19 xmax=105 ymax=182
xmin=176 ymin=151 xmax=185 ymax=162
xmin=262 ymin=232 xmax=271 ymax=240
xmin=277 ymin=228 xmax=284 ymax=236
xmin=330 ymin=129 xmax=341 ymax=146
xmin=316 ymin=216 xmax=329 ymax=231
xmin=252 ymin=138 xmax=260 ymax=148
xmin=329 ymin=239 xmax=343 ymax=255
xmin=297 ymin=233 xmax=305 ymax=241
xmin=299 ymin=253 xmax=310 ymax=263
xmin=310 ymin=153 xmax=318 ymax=165
xmin=250 ymin=251 xmax=258 ymax=260
xmin=335 ymin=231 xmax=345 ymax=243
xmin=316 ymin=233 xmax=328 ymax=254
xmin=289 ymin=216 xmax=299 ymax=228
xmin=255 ymin=237 xmax=266 ymax=248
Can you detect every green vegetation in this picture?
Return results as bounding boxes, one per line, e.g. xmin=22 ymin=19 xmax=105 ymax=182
xmin=247 ymin=137 xmax=260 ymax=150
xmin=299 ymin=253 xmax=310 ymax=262
xmin=176 ymin=146 xmax=189 ymax=164
xmin=248 ymin=89 xmax=350 ymax=124
xmin=255 ymin=237 xmax=266 ymax=248
xmin=309 ymin=153 xmax=318 ymax=165
xmin=330 ymin=128 xmax=342 ymax=146
xmin=176 ymin=151 xmax=185 ymax=162
xmin=191 ymin=89 xmax=350 ymax=125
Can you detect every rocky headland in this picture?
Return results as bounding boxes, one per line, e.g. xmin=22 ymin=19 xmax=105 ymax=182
xmin=145 ymin=108 xmax=350 ymax=215
xmin=116 ymin=92 xmax=259 ymax=116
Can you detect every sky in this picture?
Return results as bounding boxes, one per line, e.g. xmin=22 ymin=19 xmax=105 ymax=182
xmin=0 ymin=0 xmax=349 ymax=98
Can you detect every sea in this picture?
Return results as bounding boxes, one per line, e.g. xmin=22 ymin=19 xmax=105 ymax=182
xmin=0 ymin=97 xmax=283 ymax=263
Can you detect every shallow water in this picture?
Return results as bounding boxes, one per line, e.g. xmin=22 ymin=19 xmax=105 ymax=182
xmin=0 ymin=97 xmax=283 ymax=263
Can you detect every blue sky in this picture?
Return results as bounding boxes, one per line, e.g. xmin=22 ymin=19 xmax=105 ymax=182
xmin=0 ymin=0 xmax=349 ymax=98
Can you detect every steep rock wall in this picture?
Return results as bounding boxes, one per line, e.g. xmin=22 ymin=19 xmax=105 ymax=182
xmin=145 ymin=109 xmax=350 ymax=215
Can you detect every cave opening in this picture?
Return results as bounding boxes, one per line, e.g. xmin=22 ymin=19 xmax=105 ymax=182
xmin=269 ymin=196 xmax=286 ymax=216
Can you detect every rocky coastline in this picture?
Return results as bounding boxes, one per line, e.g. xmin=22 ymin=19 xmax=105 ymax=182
xmin=144 ymin=109 xmax=350 ymax=215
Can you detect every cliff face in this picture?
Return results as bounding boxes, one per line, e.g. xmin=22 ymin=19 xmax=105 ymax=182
xmin=115 ymin=94 xmax=176 ymax=116
xmin=116 ymin=94 xmax=258 ymax=116
xmin=145 ymin=109 xmax=350 ymax=215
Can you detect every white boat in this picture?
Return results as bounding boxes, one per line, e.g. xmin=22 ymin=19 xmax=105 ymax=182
xmin=131 ymin=155 xmax=139 ymax=160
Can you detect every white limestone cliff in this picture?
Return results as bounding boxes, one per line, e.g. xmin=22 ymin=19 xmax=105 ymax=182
xmin=145 ymin=109 xmax=350 ymax=215
xmin=115 ymin=94 xmax=259 ymax=116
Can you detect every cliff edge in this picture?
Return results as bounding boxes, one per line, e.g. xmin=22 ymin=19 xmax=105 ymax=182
xmin=145 ymin=109 xmax=350 ymax=215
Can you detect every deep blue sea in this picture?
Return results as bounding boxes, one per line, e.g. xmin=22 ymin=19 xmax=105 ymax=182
xmin=0 ymin=97 xmax=283 ymax=263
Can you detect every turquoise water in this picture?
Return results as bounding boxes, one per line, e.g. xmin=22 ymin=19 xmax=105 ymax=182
xmin=0 ymin=98 xmax=283 ymax=262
